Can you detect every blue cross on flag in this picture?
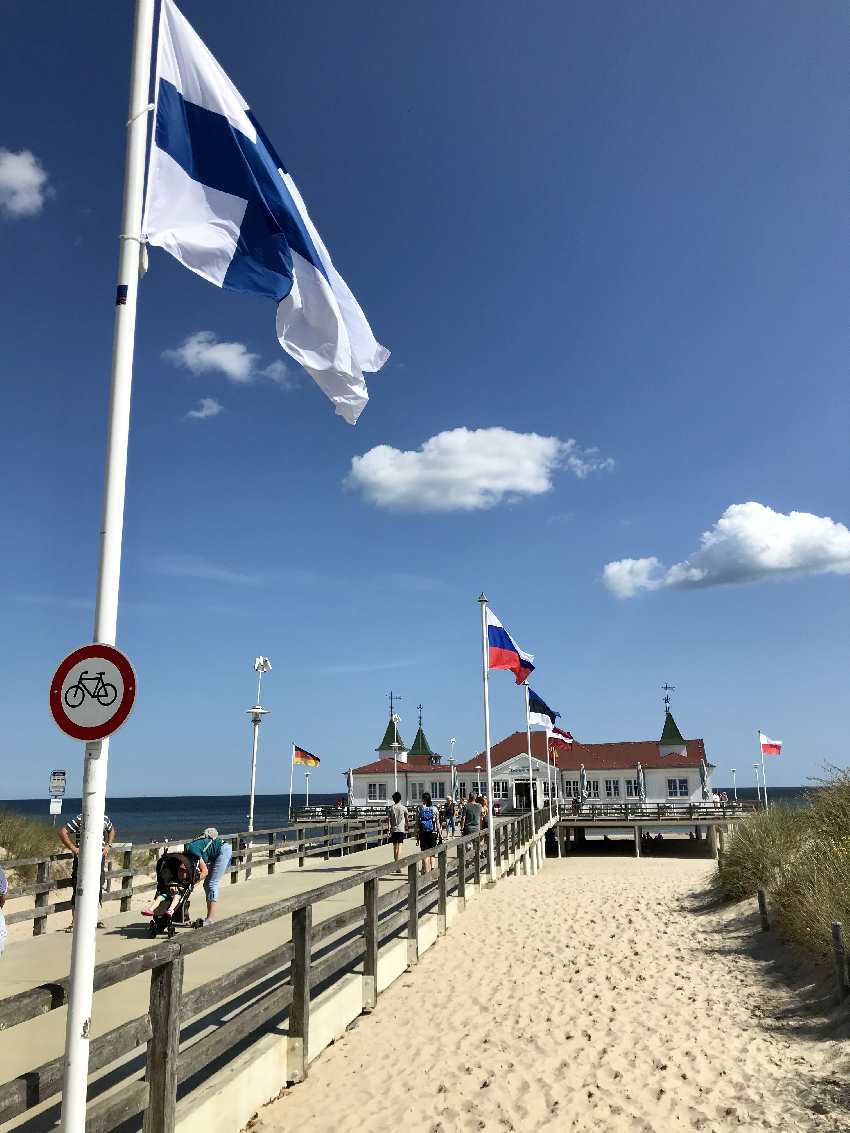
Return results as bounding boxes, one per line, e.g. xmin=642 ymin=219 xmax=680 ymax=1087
xmin=143 ymin=0 xmax=389 ymax=424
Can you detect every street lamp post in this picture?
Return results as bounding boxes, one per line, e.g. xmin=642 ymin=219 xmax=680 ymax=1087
xmin=731 ymin=768 xmax=737 ymax=802
xmin=247 ymin=657 xmax=271 ymax=833
xmin=753 ymin=762 xmax=763 ymax=809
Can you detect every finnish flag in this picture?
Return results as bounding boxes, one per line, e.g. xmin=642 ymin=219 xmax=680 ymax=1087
xmin=142 ymin=0 xmax=389 ymax=424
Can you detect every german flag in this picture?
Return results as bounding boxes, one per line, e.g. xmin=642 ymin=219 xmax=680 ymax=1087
xmin=293 ymin=745 xmax=320 ymax=767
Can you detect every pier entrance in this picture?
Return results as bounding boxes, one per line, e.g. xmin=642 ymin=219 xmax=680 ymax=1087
xmin=514 ymin=780 xmax=538 ymax=810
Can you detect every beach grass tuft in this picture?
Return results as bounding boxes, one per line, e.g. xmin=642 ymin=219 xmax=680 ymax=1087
xmin=0 ymin=808 xmax=63 ymax=880
xmin=714 ymin=768 xmax=850 ymax=960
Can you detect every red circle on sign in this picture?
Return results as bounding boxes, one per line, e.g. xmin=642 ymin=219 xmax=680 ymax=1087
xmin=49 ymin=644 xmax=137 ymax=741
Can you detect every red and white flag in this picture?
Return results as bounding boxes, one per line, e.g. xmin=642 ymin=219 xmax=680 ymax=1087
xmin=759 ymin=732 xmax=782 ymax=756
xmin=548 ymin=727 xmax=574 ymax=761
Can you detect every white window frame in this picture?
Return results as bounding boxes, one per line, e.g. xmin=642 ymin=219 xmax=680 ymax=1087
xmin=586 ymin=779 xmax=600 ymax=799
xmin=458 ymin=780 xmax=467 ymax=798
xmin=667 ymin=777 xmax=689 ymax=798
xmin=410 ymin=781 xmax=425 ymax=801
xmin=604 ymin=779 xmax=621 ymax=799
xmin=368 ymin=782 xmax=387 ymax=801
xmin=563 ymin=779 xmax=579 ymax=798
xmin=430 ymin=780 xmax=445 ymax=799
xmin=625 ymin=779 xmax=639 ymax=798
xmin=492 ymin=780 xmax=509 ymax=800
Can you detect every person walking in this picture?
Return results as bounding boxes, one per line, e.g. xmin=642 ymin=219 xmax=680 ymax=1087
xmin=59 ymin=811 xmax=116 ymax=931
xmin=184 ymin=827 xmax=233 ymax=926
xmin=416 ymin=792 xmax=441 ymax=875
xmin=443 ymin=797 xmax=456 ymax=837
xmin=461 ymin=792 xmax=482 ymax=838
xmin=386 ymin=791 xmax=407 ymax=861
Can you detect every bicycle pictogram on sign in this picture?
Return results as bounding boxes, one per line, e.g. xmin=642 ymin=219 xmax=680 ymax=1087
xmin=63 ymin=670 xmax=118 ymax=709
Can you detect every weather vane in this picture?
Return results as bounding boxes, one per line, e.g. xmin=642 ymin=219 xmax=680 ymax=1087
xmin=417 ymin=702 xmax=424 ymax=728
xmin=661 ymin=682 xmax=676 ymax=711
xmin=388 ymin=690 xmax=403 ymax=718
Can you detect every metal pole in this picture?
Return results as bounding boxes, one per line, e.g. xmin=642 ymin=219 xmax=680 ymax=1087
xmin=731 ymin=768 xmax=737 ymax=802
xmin=546 ymin=729 xmax=553 ymax=818
xmin=753 ymin=762 xmax=762 ymax=808
xmin=287 ymin=743 xmax=295 ymax=821
xmin=478 ymin=594 xmax=496 ymax=876
xmin=760 ymin=741 xmax=769 ymax=811
xmin=60 ymin=5 xmax=155 ymax=1128
xmin=305 ymin=770 xmax=310 ymax=809
xmin=248 ymin=716 xmax=260 ymax=832
xmin=523 ymin=683 xmax=536 ymax=837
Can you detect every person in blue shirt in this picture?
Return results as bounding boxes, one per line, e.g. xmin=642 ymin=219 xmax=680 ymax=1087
xmin=184 ymin=827 xmax=233 ymax=926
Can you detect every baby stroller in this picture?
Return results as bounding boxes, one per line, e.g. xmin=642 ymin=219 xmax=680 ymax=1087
xmin=145 ymin=852 xmax=199 ymax=938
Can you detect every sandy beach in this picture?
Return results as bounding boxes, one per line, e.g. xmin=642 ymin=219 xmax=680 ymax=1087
xmin=248 ymin=855 xmax=850 ymax=1133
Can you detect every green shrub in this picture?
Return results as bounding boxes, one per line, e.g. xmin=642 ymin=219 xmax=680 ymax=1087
xmin=0 ymin=809 xmax=63 ymax=882
xmin=713 ymin=770 xmax=850 ymax=961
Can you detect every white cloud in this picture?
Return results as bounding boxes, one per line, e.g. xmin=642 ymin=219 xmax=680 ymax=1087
xmin=152 ymin=552 xmax=262 ymax=586
xmin=164 ymin=331 xmax=258 ymax=383
xmin=603 ymin=502 xmax=850 ymax=598
xmin=0 ymin=149 xmax=52 ymax=218
xmin=186 ymin=397 xmax=223 ymax=420
xmin=346 ymin=427 xmax=613 ymax=512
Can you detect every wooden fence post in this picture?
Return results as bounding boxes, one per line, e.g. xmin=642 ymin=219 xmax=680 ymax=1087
xmin=832 ymin=921 xmax=849 ymax=1004
xmin=407 ymin=863 xmax=419 ymax=966
xmin=473 ymin=836 xmax=482 ymax=890
xmin=288 ymin=905 xmax=312 ymax=1083
xmin=120 ymin=847 xmax=134 ymax=912
xmin=456 ymin=842 xmax=466 ymax=908
xmin=230 ymin=837 xmax=239 ymax=885
xmin=267 ymin=832 xmax=276 ymax=875
xmin=33 ymin=860 xmax=50 ymax=936
xmin=298 ymin=827 xmax=305 ymax=869
xmin=757 ymin=888 xmax=770 ymax=931
xmin=245 ymin=835 xmax=253 ymax=881
xmin=494 ymin=826 xmax=501 ymax=871
xmin=324 ymin=823 xmax=330 ymax=861
xmin=363 ymin=878 xmax=379 ymax=1011
xmin=104 ymin=859 xmax=113 ymax=894
xmin=143 ymin=955 xmax=184 ymax=1133
xmin=438 ymin=846 xmax=448 ymax=933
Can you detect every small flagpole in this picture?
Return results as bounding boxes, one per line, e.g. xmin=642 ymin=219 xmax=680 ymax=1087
xmin=758 ymin=732 xmax=769 ymax=811
xmin=305 ymin=768 xmax=310 ymax=809
xmin=546 ymin=729 xmax=553 ymax=819
xmin=478 ymin=594 xmax=496 ymax=877
xmin=288 ymin=744 xmax=295 ymax=821
xmin=524 ymin=682 xmax=536 ymax=837
xmin=60 ymin=3 xmax=155 ymax=1129
xmin=753 ymin=761 xmax=762 ymax=809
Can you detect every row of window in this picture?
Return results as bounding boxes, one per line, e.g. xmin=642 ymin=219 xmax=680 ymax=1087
xmin=562 ymin=777 xmax=691 ymax=799
xmin=367 ymin=776 xmax=693 ymax=802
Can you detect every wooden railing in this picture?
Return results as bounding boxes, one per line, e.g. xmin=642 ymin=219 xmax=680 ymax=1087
xmin=556 ymin=800 xmax=758 ymax=821
xmin=2 ymin=817 xmax=394 ymax=937
xmin=0 ymin=811 xmax=554 ymax=1132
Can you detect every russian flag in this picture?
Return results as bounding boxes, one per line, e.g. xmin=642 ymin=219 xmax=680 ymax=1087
xmin=486 ymin=608 xmax=534 ymax=684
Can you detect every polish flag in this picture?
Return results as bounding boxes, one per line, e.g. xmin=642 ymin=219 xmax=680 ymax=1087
xmin=759 ymin=732 xmax=782 ymax=756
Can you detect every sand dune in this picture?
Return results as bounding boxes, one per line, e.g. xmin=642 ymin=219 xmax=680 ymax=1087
xmin=249 ymin=856 xmax=850 ymax=1133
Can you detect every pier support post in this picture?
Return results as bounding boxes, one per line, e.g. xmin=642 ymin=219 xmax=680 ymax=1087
xmin=298 ymin=827 xmax=305 ymax=869
xmin=407 ymin=863 xmax=420 ymax=965
xmin=143 ymin=955 xmax=184 ymax=1133
xmin=707 ymin=825 xmax=718 ymax=859
xmin=268 ymin=832 xmax=276 ymax=874
xmin=633 ymin=825 xmax=641 ymax=858
xmin=831 ymin=921 xmax=849 ymax=1004
xmin=694 ymin=825 xmax=702 ymax=842
xmin=757 ymin=888 xmax=770 ymax=932
xmin=288 ymin=905 xmax=312 ymax=1082
xmin=363 ymin=878 xmax=378 ymax=1012
xmin=556 ymin=825 xmax=562 ymax=858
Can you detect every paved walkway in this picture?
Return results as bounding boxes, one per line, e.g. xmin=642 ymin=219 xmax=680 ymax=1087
xmin=1 ymin=839 xmax=415 ymax=1088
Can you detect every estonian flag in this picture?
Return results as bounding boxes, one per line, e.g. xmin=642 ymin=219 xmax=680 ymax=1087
xmin=528 ymin=688 xmax=559 ymax=729
xmin=486 ymin=608 xmax=534 ymax=684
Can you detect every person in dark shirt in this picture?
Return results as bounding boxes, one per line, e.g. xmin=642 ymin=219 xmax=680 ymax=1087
xmin=59 ymin=813 xmax=116 ymax=931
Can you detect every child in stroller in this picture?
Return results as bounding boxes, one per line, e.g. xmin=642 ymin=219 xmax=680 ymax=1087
xmin=142 ymin=851 xmax=207 ymax=937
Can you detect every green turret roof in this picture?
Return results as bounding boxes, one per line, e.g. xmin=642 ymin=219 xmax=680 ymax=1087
xmin=409 ymin=725 xmax=433 ymax=757
xmin=660 ymin=710 xmax=686 ymax=746
xmin=376 ymin=718 xmax=407 ymax=752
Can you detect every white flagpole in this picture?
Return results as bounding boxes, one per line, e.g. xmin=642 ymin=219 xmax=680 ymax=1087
xmin=478 ymin=594 xmax=496 ymax=876
xmin=60 ymin=4 xmax=155 ymax=1129
xmin=523 ymin=682 xmax=536 ymax=837
xmin=305 ymin=768 xmax=310 ymax=809
xmin=288 ymin=744 xmax=296 ymax=821
xmin=759 ymin=732 xmax=769 ymax=810
xmin=753 ymin=762 xmax=763 ymax=808
xmin=546 ymin=729 xmax=553 ymax=818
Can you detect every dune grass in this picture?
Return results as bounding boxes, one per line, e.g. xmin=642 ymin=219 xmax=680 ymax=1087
xmin=714 ymin=768 xmax=850 ymax=961
xmin=0 ymin=808 xmax=62 ymax=863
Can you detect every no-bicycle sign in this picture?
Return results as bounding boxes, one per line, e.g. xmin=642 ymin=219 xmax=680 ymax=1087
xmin=49 ymin=643 xmax=136 ymax=742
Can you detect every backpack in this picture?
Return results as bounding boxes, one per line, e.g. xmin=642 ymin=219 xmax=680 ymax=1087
xmin=419 ymin=805 xmax=435 ymax=833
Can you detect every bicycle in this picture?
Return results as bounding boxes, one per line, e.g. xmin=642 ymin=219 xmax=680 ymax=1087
xmin=64 ymin=670 xmax=118 ymax=709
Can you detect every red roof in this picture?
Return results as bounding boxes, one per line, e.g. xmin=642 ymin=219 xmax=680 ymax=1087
xmin=453 ymin=731 xmax=709 ymax=772
xmin=351 ymin=754 xmax=446 ymax=775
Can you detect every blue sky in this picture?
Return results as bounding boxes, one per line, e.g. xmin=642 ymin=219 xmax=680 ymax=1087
xmin=1 ymin=0 xmax=846 ymax=798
